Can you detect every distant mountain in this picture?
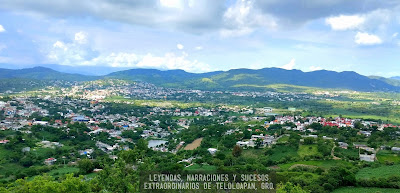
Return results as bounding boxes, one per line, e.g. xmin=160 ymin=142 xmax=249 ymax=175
xmin=369 ymin=76 xmax=400 ymax=87
xmin=107 ymin=68 xmax=399 ymax=92
xmin=391 ymin=76 xmax=400 ymax=80
xmin=0 ymin=66 xmax=97 ymax=81
xmin=0 ymin=66 xmax=399 ymax=92
xmin=0 ymin=64 xmax=129 ymax=76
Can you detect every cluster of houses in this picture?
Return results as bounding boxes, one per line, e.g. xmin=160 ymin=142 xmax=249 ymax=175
xmin=1 ymin=86 xmax=400 ymax=166
xmin=236 ymin=134 xmax=276 ymax=148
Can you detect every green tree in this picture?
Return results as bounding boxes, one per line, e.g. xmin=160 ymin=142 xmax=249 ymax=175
xmin=303 ymin=137 xmax=314 ymax=145
xmin=78 ymin=159 xmax=94 ymax=174
xmin=277 ymin=182 xmax=309 ymax=193
xmin=232 ymin=145 xmax=242 ymax=157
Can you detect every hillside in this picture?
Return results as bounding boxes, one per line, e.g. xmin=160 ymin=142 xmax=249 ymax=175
xmin=369 ymin=76 xmax=400 ymax=87
xmin=107 ymin=68 xmax=400 ymax=92
xmin=1 ymin=66 xmax=399 ymax=92
xmin=0 ymin=66 xmax=97 ymax=81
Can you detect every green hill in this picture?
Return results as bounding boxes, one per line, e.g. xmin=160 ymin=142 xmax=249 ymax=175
xmin=107 ymin=68 xmax=399 ymax=92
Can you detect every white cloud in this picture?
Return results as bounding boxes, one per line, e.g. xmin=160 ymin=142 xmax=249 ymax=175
xmin=74 ymin=31 xmax=88 ymax=44
xmin=309 ymin=66 xmax=323 ymax=71
xmin=392 ymin=32 xmax=398 ymax=38
xmin=176 ymin=43 xmax=184 ymax=50
xmin=53 ymin=41 xmax=67 ymax=50
xmin=195 ymin=46 xmax=203 ymax=50
xmin=159 ymin=0 xmax=184 ymax=10
xmin=325 ymin=15 xmax=365 ymax=30
xmin=47 ymin=32 xmax=210 ymax=72
xmin=137 ymin=52 xmax=211 ymax=72
xmin=354 ymin=32 xmax=382 ymax=45
xmin=220 ymin=0 xmax=276 ymax=37
xmin=0 ymin=0 xmax=226 ymax=34
xmin=0 ymin=25 xmax=5 ymax=32
xmin=281 ymin=58 xmax=295 ymax=70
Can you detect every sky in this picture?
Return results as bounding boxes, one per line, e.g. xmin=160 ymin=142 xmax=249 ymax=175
xmin=0 ymin=0 xmax=400 ymax=77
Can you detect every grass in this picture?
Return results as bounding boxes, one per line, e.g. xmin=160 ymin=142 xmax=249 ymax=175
xmin=33 ymin=147 xmax=56 ymax=159
xmin=231 ymin=84 xmax=321 ymax=93
xmin=242 ymin=149 xmax=265 ymax=159
xmin=356 ymin=164 xmax=400 ymax=180
xmin=278 ymin=160 xmax=352 ymax=170
xmin=0 ymin=146 xmax=10 ymax=160
xmin=377 ymin=150 xmax=400 ymax=163
xmin=332 ymin=187 xmax=400 ymax=193
xmin=334 ymin=147 xmax=359 ymax=160
xmin=277 ymin=135 xmax=289 ymax=143
xmin=105 ymin=96 xmax=211 ymax=108
xmin=84 ymin=172 xmax=98 ymax=180
xmin=267 ymin=145 xmax=298 ymax=162
xmin=0 ymin=163 xmax=24 ymax=180
xmin=184 ymin=164 xmax=217 ymax=172
xmin=298 ymin=145 xmax=318 ymax=158
xmin=47 ymin=166 xmax=79 ymax=178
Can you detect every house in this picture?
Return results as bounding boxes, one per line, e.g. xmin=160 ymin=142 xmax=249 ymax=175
xmin=0 ymin=140 xmax=10 ymax=144
xmin=22 ymin=147 xmax=31 ymax=152
xmin=359 ymin=131 xmax=372 ymax=137
xmin=79 ymin=149 xmax=94 ymax=156
xmin=207 ymin=148 xmax=218 ymax=155
xmin=236 ymin=141 xmax=254 ymax=148
xmin=353 ymin=143 xmax=368 ymax=149
xmin=360 ymin=154 xmax=376 ymax=162
xmin=72 ymin=115 xmax=89 ymax=122
xmin=392 ymin=147 xmax=400 ymax=153
xmin=44 ymin=158 xmax=57 ymax=165
xmin=338 ymin=142 xmax=349 ymax=149
xmin=33 ymin=121 xmax=48 ymax=126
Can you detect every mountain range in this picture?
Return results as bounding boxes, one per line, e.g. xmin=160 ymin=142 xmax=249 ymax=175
xmin=0 ymin=66 xmax=399 ymax=92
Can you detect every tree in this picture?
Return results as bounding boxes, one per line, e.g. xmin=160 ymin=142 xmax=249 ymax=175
xmin=92 ymin=160 xmax=139 ymax=193
xmin=277 ymin=182 xmax=309 ymax=193
xmin=78 ymin=159 xmax=94 ymax=174
xmin=308 ymin=122 xmax=322 ymax=130
xmin=136 ymin=139 xmax=148 ymax=151
xmin=303 ymin=137 xmax=314 ymax=145
xmin=232 ymin=145 xmax=242 ymax=157
xmin=288 ymin=133 xmax=301 ymax=149
xmin=243 ymin=129 xmax=252 ymax=139
xmin=354 ymin=121 xmax=364 ymax=129
xmin=255 ymin=138 xmax=263 ymax=148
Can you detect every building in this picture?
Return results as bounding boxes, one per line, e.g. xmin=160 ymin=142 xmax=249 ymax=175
xmin=360 ymin=154 xmax=376 ymax=162
xmin=44 ymin=158 xmax=57 ymax=165
xmin=236 ymin=141 xmax=254 ymax=148
xmin=392 ymin=147 xmax=400 ymax=153
xmin=338 ymin=142 xmax=349 ymax=149
xmin=207 ymin=148 xmax=218 ymax=155
xmin=33 ymin=121 xmax=48 ymax=126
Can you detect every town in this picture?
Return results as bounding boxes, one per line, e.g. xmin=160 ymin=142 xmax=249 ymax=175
xmin=1 ymin=80 xmax=400 ymax=193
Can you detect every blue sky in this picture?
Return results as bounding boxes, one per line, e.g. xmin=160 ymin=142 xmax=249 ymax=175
xmin=0 ymin=0 xmax=400 ymax=77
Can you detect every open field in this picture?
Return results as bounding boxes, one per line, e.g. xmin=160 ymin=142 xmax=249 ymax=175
xmin=184 ymin=164 xmax=217 ymax=172
xmin=242 ymin=149 xmax=264 ymax=159
xmin=105 ymin=96 xmax=216 ymax=108
xmin=334 ymin=147 xmax=359 ymax=160
xmin=278 ymin=160 xmax=352 ymax=170
xmin=47 ymin=166 xmax=79 ymax=178
xmin=184 ymin=138 xmax=203 ymax=150
xmin=377 ymin=150 xmax=400 ymax=163
xmin=268 ymin=145 xmax=298 ymax=162
xmin=277 ymin=135 xmax=289 ymax=143
xmin=356 ymin=164 xmax=400 ymax=180
xmin=332 ymin=187 xmax=400 ymax=193
xmin=298 ymin=145 xmax=318 ymax=158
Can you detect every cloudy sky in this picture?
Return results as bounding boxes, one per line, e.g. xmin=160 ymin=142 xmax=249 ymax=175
xmin=0 ymin=0 xmax=400 ymax=76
